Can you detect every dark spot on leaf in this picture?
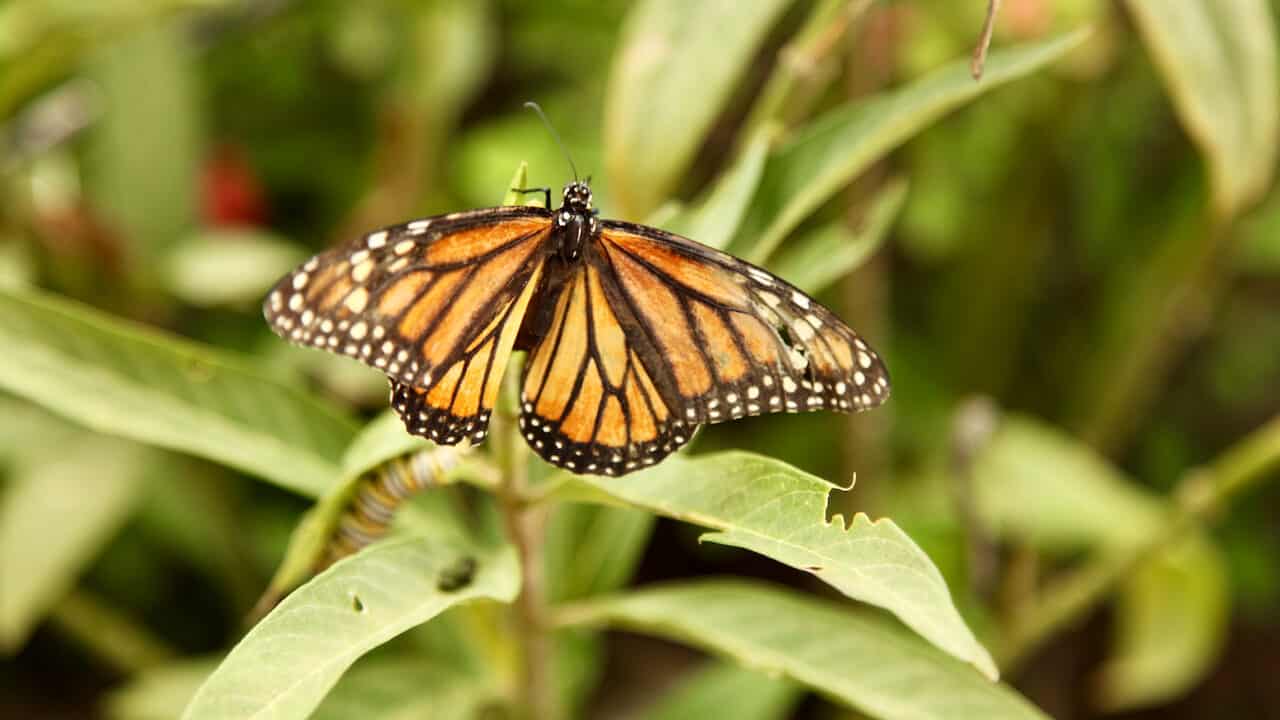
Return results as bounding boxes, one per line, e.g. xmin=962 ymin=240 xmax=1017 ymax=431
xmin=804 ymin=565 xmax=823 ymax=573
xmin=437 ymin=556 xmax=478 ymax=592
xmin=351 ymin=594 xmax=365 ymax=612
xmin=184 ymin=356 xmax=215 ymax=383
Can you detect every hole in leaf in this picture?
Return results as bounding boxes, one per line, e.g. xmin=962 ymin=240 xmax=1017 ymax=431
xmin=437 ymin=556 xmax=478 ymax=593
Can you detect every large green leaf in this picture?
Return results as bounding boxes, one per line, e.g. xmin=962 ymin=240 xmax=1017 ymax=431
xmin=604 ymin=0 xmax=794 ymax=218
xmin=560 ymin=580 xmax=1047 ymax=720
xmin=309 ymin=654 xmax=496 ymax=720
xmin=106 ymin=657 xmax=221 ymax=720
xmin=1126 ymin=0 xmax=1277 ymax=218
xmin=732 ymin=30 xmax=1088 ymax=262
xmin=973 ymin=415 xmax=1230 ymax=709
xmin=0 ymin=430 xmax=147 ymax=651
xmin=661 ymin=129 xmax=773 ymax=250
xmin=769 ymin=177 xmax=908 ymax=295
xmin=182 ymin=535 xmax=518 ymax=720
xmin=640 ymin=662 xmax=800 ymax=720
xmin=972 ymin=417 xmax=1165 ymax=551
xmin=545 ymin=504 xmax=654 ymax=604
xmin=164 ymin=229 xmax=307 ymax=307
xmin=1095 ymin=535 xmax=1229 ymax=712
xmin=0 ymin=288 xmax=358 ymax=496
xmin=545 ymin=503 xmax=656 ymax=718
xmin=110 ymin=653 xmax=495 ymax=720
xmin=85 ymin=19 xmax=201 ymax=262
xmin=547 ymin=452 xmax=997 ymax=679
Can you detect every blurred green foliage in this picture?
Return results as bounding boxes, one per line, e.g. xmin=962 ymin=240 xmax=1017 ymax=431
xmin=1 ymin=1 xmax=1280 ymax=719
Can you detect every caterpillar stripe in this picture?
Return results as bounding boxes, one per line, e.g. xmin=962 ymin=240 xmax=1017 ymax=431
xmin=319 ymin=445 xmax=464 ymax=570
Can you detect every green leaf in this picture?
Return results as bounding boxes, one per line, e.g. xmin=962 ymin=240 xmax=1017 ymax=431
xmin=733 ymin=30 xmax=1089 ymax=262
xmin=640 ymin=662 xmax=800 ymax=720
xmin=561 ymin=580 xmax=1047 ymax=720
xmin=662 ymin=129 xmax=772 ymax=250
xmin=973 ymin=415 xmax=1230 ymax=708
xmin=164 ymin=230 xmax=308 ymax=307
xmin=106 ymin=657 xmax=220 ymax=720
xmin=1126 ymin=0 xmax=1278 ymax=218
xmin=972 ymin=417 xmax=1165 ymax=551
xmin=545 ymin=504 xmax=656 ymax=719
xmin=769 ymin=177 xmax=908 ymax=294
xmin=310 ymin=654 xmax=497 ymax=720
xmin=182 ymin=536 xmax=519 ymax=720
xmin=1096 ymin=535 xmax=1229 ymax=712
xmin=545 ymin=504 xmax=655 ymax=603
xmin=0 ymin=287 xmax=359 ymax=497
xmin=340 ymin=411 xmax=433 ymax=481
xmin=109 ymin=652 xmax=497 ymax=720
xmin=547 ymin=452 xmax=997 ymax=679
xmin=85 ymin=20 xmax=202 ymax=263
xmin=604 ymin=0 xmax=794 ymax=218
xmin=0 ymin=433 xmax=147 ymax=651
xmin=502 ymin=161 xmax=532 ymax=207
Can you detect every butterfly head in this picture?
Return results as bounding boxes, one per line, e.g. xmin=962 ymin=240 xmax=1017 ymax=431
xmin=561 ymin=180 xmax=593 ymax=214
xmin=554 ymin=181 xmax=597 ymax=263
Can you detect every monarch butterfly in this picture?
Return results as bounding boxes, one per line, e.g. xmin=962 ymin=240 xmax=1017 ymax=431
xmin=264 ymin=119 xmax=889 ymax=477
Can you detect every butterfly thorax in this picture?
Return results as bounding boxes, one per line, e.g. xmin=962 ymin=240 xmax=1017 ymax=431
xmin=553 ymin=181 xmax=598 ymax=263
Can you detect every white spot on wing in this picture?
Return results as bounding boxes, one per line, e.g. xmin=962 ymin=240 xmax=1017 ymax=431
xmin=344 ymin=288 xmax=369 ymax=313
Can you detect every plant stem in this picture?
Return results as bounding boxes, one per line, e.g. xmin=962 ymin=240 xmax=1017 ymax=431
xmin=970 ymin=0 xmax=1002 ymax=80
xmin=998 ymin=413 xmax=1280 ymax=670
xmin=742 ymin=0 xmax=871 ymax=142
xmin=493 ymin=359 xmax=554 ymax=719
xmin=50 ymin=589 xmax=174 ymax=673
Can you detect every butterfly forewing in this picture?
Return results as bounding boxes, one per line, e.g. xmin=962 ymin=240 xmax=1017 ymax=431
xmin=596 ymin=222 xmax=891 ymax=424
xmin=263 ymin=206 xmax=553 ymax=445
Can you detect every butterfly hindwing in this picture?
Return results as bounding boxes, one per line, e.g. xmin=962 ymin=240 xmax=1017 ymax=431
xmin=264 ymin=206 xmax=552 ymax=445
xmin=596 ymin=221 xmax=891 ymax=425
xmin=519 ymin=261 xmax=695 ymax=476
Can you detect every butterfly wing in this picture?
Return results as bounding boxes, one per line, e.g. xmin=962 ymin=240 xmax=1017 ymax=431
xmin=264 ymin=206 xmax=552 ymax=444
xmin=596 ymin=220 xmax=890 ymax=425
xmin=519 ymin=259 xmax=693 ymax=476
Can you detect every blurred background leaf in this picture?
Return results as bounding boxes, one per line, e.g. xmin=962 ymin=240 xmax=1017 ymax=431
xmin=605 ymin=0 xmax=793 ymax=219
xmin=0 ymin=288 xmax=357 ymax=495
xmin=1126 ymin=0 xmax=1277 ymax=219
xmin=0 ymin=421 xmax=148 ymax=651
xmin=639 ymin=662 xmax=800 ymax=720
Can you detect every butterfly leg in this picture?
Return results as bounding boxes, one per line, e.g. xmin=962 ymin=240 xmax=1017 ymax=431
xmin=511 ymin=187 xmax=552 ymax=210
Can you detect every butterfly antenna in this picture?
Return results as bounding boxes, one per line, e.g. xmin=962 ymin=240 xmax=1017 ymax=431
xmin=524 ymin=101 xmax=579 ymax=182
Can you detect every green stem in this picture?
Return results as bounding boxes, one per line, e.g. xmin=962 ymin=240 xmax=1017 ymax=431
xmin=741 ymin=0 xmax=871 ymax=142
xmin=998 ymin=413 xmax=1280 ymax=670
xmin=1071 ymin=190 xmax=1224 ymax=454
xmin=50 ymin=589 xmax=174 ymax=673
xmin=494 ymin=357 xmax=554 ymax=719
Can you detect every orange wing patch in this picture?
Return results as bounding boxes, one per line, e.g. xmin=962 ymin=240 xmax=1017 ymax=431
xmin=425 ymin=217 xmax=548 ymax=265
xmin=604 ymin=244 xmax=712 ymax=397
xmin=605 ymin=229 xmax=749 ymax=307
